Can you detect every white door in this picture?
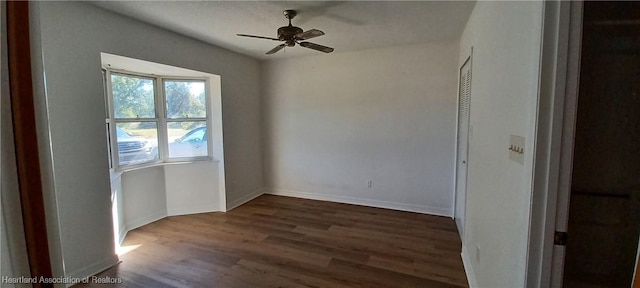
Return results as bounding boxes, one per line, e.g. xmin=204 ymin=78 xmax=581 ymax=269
xmin=455 ymin=56 xmax=472 ymax=240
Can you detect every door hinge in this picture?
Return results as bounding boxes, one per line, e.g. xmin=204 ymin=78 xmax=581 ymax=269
xmin=554 ymin=231 xmax=568 ymax=246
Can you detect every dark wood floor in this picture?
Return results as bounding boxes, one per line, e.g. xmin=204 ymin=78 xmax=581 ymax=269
xmin=77 ymin=195 xmax=468 ymax=288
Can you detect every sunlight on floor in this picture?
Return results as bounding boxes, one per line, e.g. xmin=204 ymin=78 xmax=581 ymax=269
xmin=117 ymin=244 xmax=141 ymax=256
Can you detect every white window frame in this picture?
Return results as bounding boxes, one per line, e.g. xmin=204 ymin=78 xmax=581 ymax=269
xmin=105 ymin=69 xmax=212 ymax=171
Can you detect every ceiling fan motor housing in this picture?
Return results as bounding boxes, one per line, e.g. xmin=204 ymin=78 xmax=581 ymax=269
xmin=277 ymin=26 xmax=303 ymax=45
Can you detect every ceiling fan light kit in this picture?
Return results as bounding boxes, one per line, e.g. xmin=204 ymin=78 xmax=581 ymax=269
xmin=237 ymin=9 xmax=334 ymax=55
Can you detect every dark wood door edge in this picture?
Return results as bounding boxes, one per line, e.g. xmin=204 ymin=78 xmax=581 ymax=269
xmin=6 ymin=1 xmax=54 ymax=286
xmin=634 ymin=257 xmax=640 ymax=288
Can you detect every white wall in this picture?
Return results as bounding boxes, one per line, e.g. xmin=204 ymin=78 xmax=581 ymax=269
xmin=457 ymin=1 xmax=544 ymax=287
xmin=110 ymin=173 xmax=126 ymax=246
xmin=263 ymin=42 xmax=459 ymax=216
xmin=165 ymin=162 xmax=221 ymax=216
xmin=121 ymin=167 xmax=167 ymax=231
xmin=30 ymin=1 xmax=263 ymax=280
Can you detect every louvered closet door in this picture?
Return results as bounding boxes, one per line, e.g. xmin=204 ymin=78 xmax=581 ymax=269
xmin=455 ymin=56 xmax=472 ymax=240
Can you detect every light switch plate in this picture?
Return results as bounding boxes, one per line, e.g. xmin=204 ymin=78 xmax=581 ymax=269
xmin=509 ymin=135 xmax=525 ymax=164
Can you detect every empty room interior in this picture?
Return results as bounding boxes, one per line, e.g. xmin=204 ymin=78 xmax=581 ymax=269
xmin=2 ymin=1 xmax=639 ymax=288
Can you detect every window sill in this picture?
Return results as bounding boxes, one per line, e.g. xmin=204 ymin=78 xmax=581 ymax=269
xmin=110 ymin=170 xmax=123 ymax=182
xmin=111 ymin=158 xmax=219 ymax=175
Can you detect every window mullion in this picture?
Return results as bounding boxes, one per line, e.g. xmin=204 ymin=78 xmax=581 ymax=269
xmin=157 ymin=77 xmax=168 ymax=161
xmin=113 ymin=118 xmax=158 ymax=123
xmin=165 ymin=118 xmax=207 ymax=122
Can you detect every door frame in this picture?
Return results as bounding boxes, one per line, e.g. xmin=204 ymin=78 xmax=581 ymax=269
xmin=548 ymin=2 xmax=583 ymax=285
xmin=6 ymin=1 xmax=54 ymax=282
xmin=526 ymin=1 xmax=583 ymax=287
xmin=454 ymin=51 xmax=472 ymax=242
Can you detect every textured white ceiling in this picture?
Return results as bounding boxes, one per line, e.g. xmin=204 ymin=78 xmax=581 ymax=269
xmin=91 ymin=1 xmax=476 ymax=60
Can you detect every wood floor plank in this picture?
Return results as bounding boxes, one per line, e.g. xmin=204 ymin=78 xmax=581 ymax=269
xmin=74 ymin=195 xmax=468 ymax=287
xmin=292 ymin=225 xmax=464 ymax=267
xmin=234 ymin=259 xmax=352 ymax=288
xmin=327 ymin=258 xmax=462 ymax=288
xmin=368 ymin=255 xmax=469 ymax=287
xmin=262 ymin=235 xmax=370 ymax=264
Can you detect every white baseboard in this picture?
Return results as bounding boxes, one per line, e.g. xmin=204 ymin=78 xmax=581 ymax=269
xmin=226 ymin=188 xmax=264 ymax=211
xmin=125 ymin=211 xmax=167 ymax=232
xmin=65 ymin=255 xmax=120 ymax=287
xmin=462 ymin=245 xmax=478 ymax=288
xmin=265 ymin=188 xmax=452 ymax=217
xmin=167 ymin=205 xmax=220 ymax=217
xmin=455 ymin=217 xmax=464 ymax=239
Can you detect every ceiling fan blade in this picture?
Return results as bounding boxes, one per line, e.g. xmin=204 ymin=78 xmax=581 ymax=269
xmin=299 ymin=42 xmax=334 ymax=53
xmin=295 ymin=29 xmax=325 ymax=40
xmin=237 ymin=34 xmax=280 ymax=41
xmin=266 ymin=44 xmax=287 ymax=55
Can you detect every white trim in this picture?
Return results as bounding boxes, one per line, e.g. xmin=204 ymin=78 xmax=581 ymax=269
xmin=167 ymin=205 xmax=219 ymax=216
xmin=119 ymin=204 xmax=221 ymax=245
xmin=226 ymin=188 xmax=264 ymax=211
xmin=462 ymin=245 xmax=478 ymax=288
xmin=265 ymin=188 xmax=452 ymax=217
xmin=118 ymin=224 xmax=127 ymax=245
xmin=116 ymin=158 xmax=219 ymax=173
xmin=109 ymin=170 xmax=123 ymax=182
xmin=64 ymin=256 xmax=120 ymax=287
xmin=527 ymin=1 xmax=582 ymax=287
xmin=124 ymin=211 xmax=167 ymax=232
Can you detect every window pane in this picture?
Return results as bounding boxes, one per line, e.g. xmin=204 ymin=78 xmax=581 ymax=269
xmin=116 ymin=122 xmax=159 ymax=166
xmin=167 ymin=121 xmax=207 ymax=158
xmin=164 ymin=80 xmax=206 ymax=119
xmin=111 ymin=74 xmax=156 ymax=119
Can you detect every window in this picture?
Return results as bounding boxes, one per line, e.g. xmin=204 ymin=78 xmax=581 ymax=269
xmin=164 ymin=80 xmax=208 ymax=158
xmin=105 ymin=71 xmax=210 ymax=168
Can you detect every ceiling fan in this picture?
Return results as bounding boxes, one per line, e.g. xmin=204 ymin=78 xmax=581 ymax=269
xmin=237 ymin=10 xmax=334 ymax=55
